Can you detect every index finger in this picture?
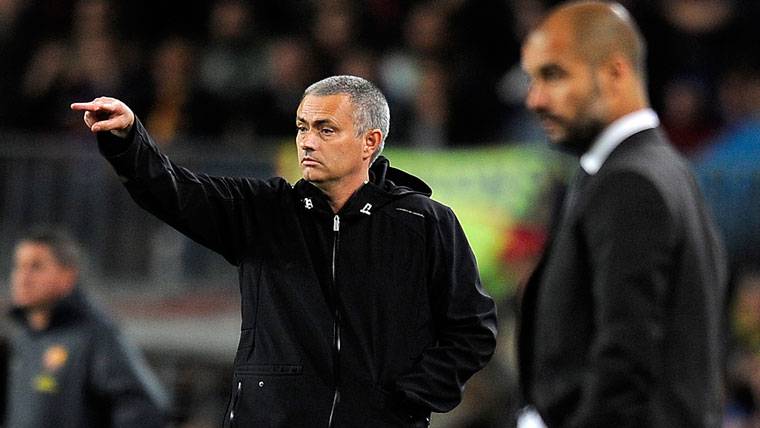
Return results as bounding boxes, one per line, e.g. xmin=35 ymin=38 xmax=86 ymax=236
xmin=70 ymin=102 xmax=101 ymax=112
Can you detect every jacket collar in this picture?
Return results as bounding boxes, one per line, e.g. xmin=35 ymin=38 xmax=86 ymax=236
xmin=294 ymin=156 xmax=431 ymax=217
xmin=10 ymin=288 xmax=87 ymax=332
xmin=580 ymin=108 xmax=659 ymax=175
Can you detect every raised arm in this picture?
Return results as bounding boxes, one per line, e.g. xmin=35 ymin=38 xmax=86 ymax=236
xmin=69 ymin=97 xmax=290 ymax=265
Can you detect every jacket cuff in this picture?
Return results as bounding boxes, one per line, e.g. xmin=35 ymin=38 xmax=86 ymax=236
xmin=96 ymin=118 xmax=138 ymax=157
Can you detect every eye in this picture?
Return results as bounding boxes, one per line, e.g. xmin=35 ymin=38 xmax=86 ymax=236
xmin=296 ymin=125 xmax=307 ymax=133
xmin=541 ymin=65 xmax=567 ymax=81
xmin=320 ymin=128 xmax=335 ymax=136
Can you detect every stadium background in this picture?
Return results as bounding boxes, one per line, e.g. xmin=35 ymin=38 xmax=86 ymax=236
xmin=1 ymin=0 xmax=760 ymax=426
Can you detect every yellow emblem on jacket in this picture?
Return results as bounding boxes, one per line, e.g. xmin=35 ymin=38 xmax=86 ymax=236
xmin=31 ymin=345 xmax=69 ymax=393
xmin=33 ymin=374 xmax=58 ymax=393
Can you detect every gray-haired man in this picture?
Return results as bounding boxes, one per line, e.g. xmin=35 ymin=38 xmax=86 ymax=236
xmin=71 ymin=75 xmax=497 ymax=427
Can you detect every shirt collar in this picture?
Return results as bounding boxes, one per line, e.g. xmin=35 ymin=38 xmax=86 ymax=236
xmin=580 ymin=108 xmax=660 ymax=175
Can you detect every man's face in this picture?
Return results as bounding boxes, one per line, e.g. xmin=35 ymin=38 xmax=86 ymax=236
xmin=10 ymin=242 xmax=76 ymax=309
xmin=521 ymin=25 xmax=608 ymax=152
xmin=295 ymin=93 xmax=368 ymax=187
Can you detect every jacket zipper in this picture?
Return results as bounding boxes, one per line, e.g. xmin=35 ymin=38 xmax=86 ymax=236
xmin=327 ymin=214 xmax=341 ymax=428
xmin=229 ymin=380 xmax=241 ymax=425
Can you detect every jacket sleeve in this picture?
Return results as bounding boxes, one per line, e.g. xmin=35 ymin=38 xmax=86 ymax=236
xmin=569 ymin=171 xmax=675 ymax=428
xmin=97 ymin=117 xmax=289 ymax=264
xmin=90 ymin=324 xmax=171 ymax=428
xmin=394 ymin=206 xmax=498 ymax=413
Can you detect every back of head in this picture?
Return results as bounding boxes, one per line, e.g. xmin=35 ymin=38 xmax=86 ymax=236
xmin=543 ymin=1 xmax=647 ymax=78
xmin=303 ymin=75 xmax=390 ymax=161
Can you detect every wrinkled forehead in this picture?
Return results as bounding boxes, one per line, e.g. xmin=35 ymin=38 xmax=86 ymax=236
xmin=297 ymin=93 xmax=354 ymax=120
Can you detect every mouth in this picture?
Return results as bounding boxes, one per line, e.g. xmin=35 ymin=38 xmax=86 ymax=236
xmin=537 ymin=114 xmax=565 ymax=135
xmin=301 ymin=157 xmax=320 ymax=167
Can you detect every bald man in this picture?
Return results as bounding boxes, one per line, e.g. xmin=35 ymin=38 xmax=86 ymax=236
xmin=517 ymin=2 xmax=727 ymax=427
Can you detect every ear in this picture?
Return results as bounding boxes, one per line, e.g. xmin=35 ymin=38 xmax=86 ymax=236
xmin=602 ymin=53 xmax=633 ymax=85
xmin=60 ymin=268 xmax=79 ymax=292
xmin=362 ymin=129 xmax=383 ymax=162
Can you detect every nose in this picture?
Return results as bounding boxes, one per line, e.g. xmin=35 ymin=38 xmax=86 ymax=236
xmin=298 ymin=130 xmax=317 ymax=151
xmin=525 ymin=83 xmax=548 ymax=112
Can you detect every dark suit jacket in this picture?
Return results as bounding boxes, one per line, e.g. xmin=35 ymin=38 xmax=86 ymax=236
xmin=519 ymin=128 xmax=728 ymax=428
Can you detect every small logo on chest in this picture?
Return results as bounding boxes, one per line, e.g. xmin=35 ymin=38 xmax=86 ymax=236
xmin=304 ymin=198 xmax=313 ymax=210
xmin=360 ymin=203 xmax=373 ymax=215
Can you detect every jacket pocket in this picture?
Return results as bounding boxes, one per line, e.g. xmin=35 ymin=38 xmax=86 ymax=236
xmin=226 ymin=367 xmax=333 ymax=427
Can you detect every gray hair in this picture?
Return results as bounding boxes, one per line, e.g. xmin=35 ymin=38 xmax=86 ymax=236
xmin=303 ymin=75 xmax=390 ymax=162
xmin=17 ymin=226 xmax=83 ymax=270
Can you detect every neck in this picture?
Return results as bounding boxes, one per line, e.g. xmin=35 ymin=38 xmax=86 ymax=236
xmin=316 ymin=174 xmax=369 ymax=213
xmin=26 ymin=309 xmax=51 ymax=331
xmin=611 ymin=83 xmax=649 ymax=121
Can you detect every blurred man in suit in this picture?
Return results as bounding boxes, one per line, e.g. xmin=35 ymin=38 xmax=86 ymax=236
xmin=518 ymin=2 xmax=728 ymax=427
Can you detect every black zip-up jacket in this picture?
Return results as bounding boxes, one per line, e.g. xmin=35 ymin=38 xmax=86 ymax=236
xmin=98 ymin=118 xmax=497 ymax=427
xmin=6 ymin=289 xmax=169 ymax=428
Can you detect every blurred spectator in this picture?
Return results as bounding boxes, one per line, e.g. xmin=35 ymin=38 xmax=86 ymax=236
xmin=5 ymin=227 xmax=170 ymax=427
xmin=311 ymin=0 xmax=359 ymax=76
xmin=190 ymin=0 xmax=267 ymax=138
xmin=659 ymin=75 xmax=718 ymax=156
xmin=248 ymin=36 xmax=316 ymax=139
xmin=378 ymin=1 xmax=450 ymax=144
xmin=142 ymin=36 xmax=195 ymax=146
xmin=643 ymin=0 xmax=746 ymax=124
xmin=15 ymin=39 xmax=70 ymax=131
xmin=408 ymin=60 xmax=451 ymax=148
xmin=497 ymin=0 xmax=547 ymax=143
xmin=695 ymin=62 xmax=760 ymax=268
xmin=336 ymin=47 xmax=379 ymax=82
xmin=0 ymin=0 xmax=31 ymax=127
xmin=725 ymin=270 xmax=760 ymax=428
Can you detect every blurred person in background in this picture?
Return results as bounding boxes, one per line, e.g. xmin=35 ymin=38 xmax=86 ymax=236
xmin=695 ymin=61 xmax=760 ymax=270
xmin=71 ymin=75 xmax=497 ymax=427
xmin=143 ymin=36 xmax=195 ymax=147
xmin=518 ymin=1 xmax=728 ymax=427
xmin=4 ymin=227 xmax=170 ymax=428
xmin=249 ymin=36 xmax=317 ymax=138
xmin=190 ymin=0 xmax=267 ymax=139
xmin=724 ymin=270 xmax=760 ymax=427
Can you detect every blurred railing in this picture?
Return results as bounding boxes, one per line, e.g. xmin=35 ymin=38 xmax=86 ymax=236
xmin=0 ymin=131 xmax=277 ymax=291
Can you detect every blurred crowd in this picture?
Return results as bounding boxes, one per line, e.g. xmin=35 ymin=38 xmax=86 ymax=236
xmin=3 ymin=0 xmax=760 ymax=426
xmin=0 ymin=0 xmax=757 ymax=151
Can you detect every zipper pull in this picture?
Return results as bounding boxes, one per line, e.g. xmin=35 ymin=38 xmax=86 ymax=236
xmin=333 ymin=215 xmax=340 ymax=232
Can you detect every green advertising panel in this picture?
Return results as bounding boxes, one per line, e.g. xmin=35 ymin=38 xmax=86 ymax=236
xmin=383 ymin=145 xmax=571 ymax=301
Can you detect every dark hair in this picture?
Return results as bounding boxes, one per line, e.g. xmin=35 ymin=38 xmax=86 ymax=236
xmin=16 ymin=226 xmax=83 ymax=269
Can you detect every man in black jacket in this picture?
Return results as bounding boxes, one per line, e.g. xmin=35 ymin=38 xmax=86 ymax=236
xmin=518 ymin=2 xmax=728 ymax=427
xmin=71 ymin=75 xmax=498 ymax=427
xmin=5 ymin=228 xmax=169 ymax=428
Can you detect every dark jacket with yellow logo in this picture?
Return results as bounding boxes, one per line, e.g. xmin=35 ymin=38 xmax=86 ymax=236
xmin=6 ymin=289 xmax=169 ymax=428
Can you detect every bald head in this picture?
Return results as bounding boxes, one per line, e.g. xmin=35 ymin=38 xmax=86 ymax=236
xmin=540 ymin=1 xmax=646 ymax=77
xmin=521 ymin=1 xmax=650 ymax=150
